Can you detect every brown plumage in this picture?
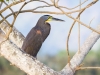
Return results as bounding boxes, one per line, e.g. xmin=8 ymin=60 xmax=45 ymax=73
xmin=22 ymin=15 xmax=64 ymax=57
xmin=22 ymin=15 xmax=50 ymax=57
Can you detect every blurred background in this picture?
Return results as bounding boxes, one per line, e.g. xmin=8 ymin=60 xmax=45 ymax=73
xmin=0 ymin=0 xmax=100 ymax=75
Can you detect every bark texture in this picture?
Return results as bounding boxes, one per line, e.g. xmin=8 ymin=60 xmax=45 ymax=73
xmin=0 ymin=22 xmax=100 ymax=75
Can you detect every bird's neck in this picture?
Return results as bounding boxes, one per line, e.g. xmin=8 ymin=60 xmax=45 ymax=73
xmin=36 ymin=20 xmax=48 ymax=28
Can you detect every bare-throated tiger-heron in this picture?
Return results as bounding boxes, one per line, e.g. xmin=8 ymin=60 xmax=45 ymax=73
xmin=22 ymin=15 xmax=64 ymax=57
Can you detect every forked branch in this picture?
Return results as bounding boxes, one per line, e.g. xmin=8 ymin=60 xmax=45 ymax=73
xmin=0 ymin=0 xmax=100 ymax=75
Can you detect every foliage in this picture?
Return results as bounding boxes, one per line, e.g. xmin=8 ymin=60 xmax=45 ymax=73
xmin=0 ymin=0 xmax=100 ymax=75
xmin=0 ymin=50 xmax=100 ymax=75
xmin=0 ymin=0 xmax=9 ymax=2
xmin=0 ymin=57 xmax=25 ymax=75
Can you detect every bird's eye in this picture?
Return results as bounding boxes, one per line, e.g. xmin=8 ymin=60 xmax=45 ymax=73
xmin=45 ymin=16 xmax=52 ymax=23
xmin=48 ymin=16 xmax=52 ymax=20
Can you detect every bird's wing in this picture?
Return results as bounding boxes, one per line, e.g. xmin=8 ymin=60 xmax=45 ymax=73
xmin=22 ymin=27 xmax=43 ymax=57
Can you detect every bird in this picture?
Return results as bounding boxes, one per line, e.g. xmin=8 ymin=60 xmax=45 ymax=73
xmin=22 ymin=15 xmax=64 ymax=58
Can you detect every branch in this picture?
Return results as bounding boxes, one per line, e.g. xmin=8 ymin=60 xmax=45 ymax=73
xmin=51 ymin=0 xmax=88 ymax=10
xmin=65 ymin=0 xmax=96 ymax=63
xmin=0 ymin=1 xmax=24 ymax=14
xmin=77 ymin=67 xmax=100 ymax=70
xmin=0 ymin=0 xmax=99 ymax=75
xmin=66 ymin=2 xmax=85 ymax=63
xmin=0 ymin=22 xmax=61 ymax=75
xmin=61 ymin=24 xmax=100 ymax=74
xmin=0 ymin=0 xmax=92 ymax=23
xmin=0 ymin=9 xmax=82 ymax=23
xmin=0 ymin=2 xmax=3 ymax=9
xmin=4 ymin=1 xmax=16 ymax=18
xmin=57 ymin=0 xmax=100 ymax=34
xmin=0 ymin=22 xmax=24 ymax=48
xmin=78 ymin=0 xmax=81 ymax=52
xmin=0 ymin=19 xmax=100 ymax=75
xmin=0 ymin=39 xmax=60 ymax=75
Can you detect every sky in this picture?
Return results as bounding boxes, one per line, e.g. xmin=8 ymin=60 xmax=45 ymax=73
xmin=1 ymin=0 xmax=100 ymax=56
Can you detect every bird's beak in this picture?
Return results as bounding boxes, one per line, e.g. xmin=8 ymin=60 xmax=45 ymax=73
xmin=52 ymin=17 xmax=64 ymax=22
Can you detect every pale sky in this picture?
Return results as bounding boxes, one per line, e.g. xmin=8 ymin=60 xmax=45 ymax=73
xmin=1 ymin=0 xmax=100 ymax=56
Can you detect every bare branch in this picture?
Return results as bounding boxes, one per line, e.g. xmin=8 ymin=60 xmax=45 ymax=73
xmin=56 ymin=0 xmax=59 ymax=4
xmin=0 ymin=22 xmax=24 ymax=48
xmin=64 ymin=0 xmax=97 ymax=64
xmin=0 ymin=22 xmax=61 ymax=75
xmin=0 ymin=21 xmax=100 ymax=75
xmin=61 ymin=24 xmax=100 ymax=75
xmin=50 ymin=0 xmax=88 ymax=10
xmin=0 ymin=0 xmax=100 ymax=75
xmin=57 ymin=0 xmax=100 ymax=34
xmin=4 ymin=1 xmax=16 ymax=18
xmin=78 ymin=0 xmax=81 ymax=53
xmin=76 ymin=67 xmax=100 ymax=70
xmin=66 ymin=2 xmax=85 ymax=66
xmin=0 ymin=9 xmax=81 ymax=24
xmin=0 ymin=1 xmax=24 ymax=14
xmin=59 ymin=0 xmax=88 ymax=10
xmin=5 ymin=1 xmax=30 ymax=40
xmin=0 ymin=14 xmax=11 ymax=26
xmin=0 ymin=40 xmax=60 ymax=75
xmin=89 ymin=17 xmax=95 ymax=26
xmin=32 ymin=5 xmax=53 ymax=10
xmin=0 ymin=0 xmax=93 ymax=24
xmin=0 ymin=2 xmax=3 ymax=9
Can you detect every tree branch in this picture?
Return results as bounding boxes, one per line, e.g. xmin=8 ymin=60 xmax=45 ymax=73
xmin=0 ymin=0 xmax=100 ymax=75
xmin=0 ymin=0 xmax=92 ymax=24
xmin=0 ymin=22 xmax=61 ymax=75
xmin=0 ymin=19 xmax=100 ymax=75
xmin=61 ymin=24 xmax=100 ymax=75
xmin=57 ymin=0 xmax=100 ymax=34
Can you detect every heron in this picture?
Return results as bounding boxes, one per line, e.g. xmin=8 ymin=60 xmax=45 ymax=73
xmin=22 ymin=15 xmax=64 ymax=58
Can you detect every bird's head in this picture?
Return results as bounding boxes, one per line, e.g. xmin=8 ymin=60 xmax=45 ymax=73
xmin=38 ymin=15 xmax=64 ymax=24
xmin=43 ymin=15 xmax=64 ymax=23
xmin=36 ymin=15 xmax=64 ymax=27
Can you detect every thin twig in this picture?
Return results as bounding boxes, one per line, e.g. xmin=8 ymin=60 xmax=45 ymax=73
xmin=76 ymin=67 xmax=100 ymax=70
xmin=78 ymin=0 xmax=81 ymax=53
xmin=0 ymin=0 xmax=92 ymax=24
xmin=50 ymin=0 xmax=54 ymax=3
xmin=60 ymin=0 xmax=98 ymax=64
xmin=0 ymin=1 xmax=24 ymax=14
xmin=57 ymin=0 xmax=100 ymax=34
xmin=4 ymin=1 xmax=16 ymax=18
xmin=35 ymin=0 xmax=53 ymax=6
xmin=3 ymin=0 xmax=35 ymax=39
xmin=0 ymin=14 xmax=11 ymax=26
xmin=89 ymin=17 xmax=95 ymax=27
xmin=5 ymin=2 xmax=27 ymax=39
xmin=0 ymin=1 xmax=26 ymax=52
xmin=32 ymin=5 xmax=53 ymax=11
xmin=56 ymin=0 xmax=59 ymax=4
xmin=66 ymin=10 xmax=84 ymax=60
xmin=66 ymin=0 xmax=98 ymax=51
xmin=50 ymin=0 xmax=88 ymax=10
xmin=0 ymin=8 xmax=87 ymax=24
xmin=33 ymin=0 xmax=88 ymax=10
xmin=0 ymin=2 xmax=3 ymax=9
xmin=59 ymin=0 xmax=88 ymax=10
